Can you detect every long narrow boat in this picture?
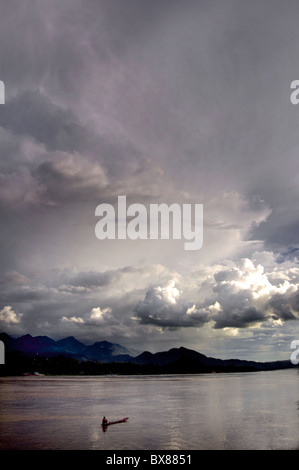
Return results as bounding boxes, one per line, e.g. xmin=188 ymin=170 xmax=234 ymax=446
xmin=102 ymin=417 xmax=129 ymax=427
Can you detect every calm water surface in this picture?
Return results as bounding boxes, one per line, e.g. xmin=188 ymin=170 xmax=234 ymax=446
xmin=0 ymin=369 xmax=298 ymax=450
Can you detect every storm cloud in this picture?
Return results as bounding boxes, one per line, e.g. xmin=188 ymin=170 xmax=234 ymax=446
xmin=0 ymin=0 xmax=299 ymax=360
xmin=133 ymin=258 xmax=299 ymax=332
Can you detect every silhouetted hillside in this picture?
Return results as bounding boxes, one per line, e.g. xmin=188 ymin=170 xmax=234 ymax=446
xmin=0 ymin=332 xmax=137 ymax=363
xmin=0 ymin=332 xmax=296 ymax=376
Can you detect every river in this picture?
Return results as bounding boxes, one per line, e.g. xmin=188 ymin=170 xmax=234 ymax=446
xmin=0 ymin=369 xmax=298 ymax=450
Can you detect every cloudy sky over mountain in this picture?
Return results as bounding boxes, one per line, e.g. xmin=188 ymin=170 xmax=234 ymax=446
xmin=0 ymin=0 xmax=299 ymax=360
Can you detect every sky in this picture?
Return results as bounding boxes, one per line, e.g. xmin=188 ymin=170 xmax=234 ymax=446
xmin=0 ymin=0 xmax=299 ymax=361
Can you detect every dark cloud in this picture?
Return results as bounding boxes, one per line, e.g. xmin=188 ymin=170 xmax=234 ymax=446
xmin=1 ymin=0 xmax=299 ymax=359
xmin=276 ymin=247 xmax=299 ymax=264
xmin=60 ymin=266 xmax=140 ymax=290
xmin=0 ymin=91 xmax=88 ymax=152
xmin=0 ymin=89 xmax=169 ymax=209
xmin=133 ymin=258 xmax=299 ymax=332
xmin=134 ymin=282 xmax=209 ymax=329
xmin=266 ymin=290 xmax=299 ymax=322
xmin=212 ymin=306 xmax=266 ymax=330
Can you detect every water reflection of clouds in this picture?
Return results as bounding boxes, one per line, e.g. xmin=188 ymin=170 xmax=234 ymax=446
xmin=1 ymin=372 xmax=299 ymax=450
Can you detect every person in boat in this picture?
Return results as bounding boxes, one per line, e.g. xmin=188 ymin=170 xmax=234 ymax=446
xmin=102 ymin=416 xmax=108 ymax=426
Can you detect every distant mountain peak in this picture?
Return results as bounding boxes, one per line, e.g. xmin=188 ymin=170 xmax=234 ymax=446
xmin=0 ymin=332 xmax=137 ymax=362
xmin=56 ymin=335 xmax=84 ymax=344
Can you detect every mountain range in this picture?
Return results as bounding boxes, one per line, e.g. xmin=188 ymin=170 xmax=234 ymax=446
xmin=0 ymin=332 xmax=296 ymax=373
xmin=0 ymin=332 xmax=138 ymax=363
